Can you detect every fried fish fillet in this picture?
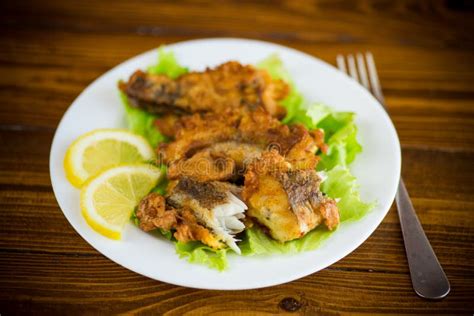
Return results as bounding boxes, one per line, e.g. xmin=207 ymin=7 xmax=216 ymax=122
xmin=167 ymin=178 xmax=246 ymax=253
xmin=136 ymin=192 xmax=226 ymax=249
xmin=160 ymin=109 xmax=325 ymax=181
xmin=242 ymin=150 xmax=339 ymax=242
xmin=166 ymin=142 xmax=263 ymax=182
xmin=137 ymin=178 xmax=247 ymax=253
xmin=119 ymin=61 xmax=289 ymax=118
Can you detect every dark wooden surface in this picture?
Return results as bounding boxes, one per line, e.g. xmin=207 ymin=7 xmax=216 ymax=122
xmin=1 ymin=0 xmax=474 ymax=314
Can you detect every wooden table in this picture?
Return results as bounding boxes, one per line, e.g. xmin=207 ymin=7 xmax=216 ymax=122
xmin=1 ymin=0 xmax=473 ymax=314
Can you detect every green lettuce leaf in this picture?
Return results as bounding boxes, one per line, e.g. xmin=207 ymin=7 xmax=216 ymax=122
xmin=316 ymin=111 xmax=362 ymax=171
xmin=120 ymin=92 xmax=166 ymax=147
xmin=321 ymin=166 xmax=375 ymax=221
xmin=240 ymin=226 xmax=331 ymax=256
xmin=148 ymin=47 xmax=189 ymax=79
xmin=130 ymin=207 xmax=141 ymax=227
xmin=151 ymin=165 xmax=169 ymax=195
xmin=175 ymin=241 xmax=228 ymax=271
xmin=258 ymin=55 xmax=362 ymax=171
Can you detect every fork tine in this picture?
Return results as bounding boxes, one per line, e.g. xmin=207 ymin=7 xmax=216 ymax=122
xmin=347 ymin=54 xmax=359 ymax=82
xmin=365 ymin=52 xmax=386 ymax=106
xmin=356 ymin=53 xmax=369 ymax=89
xmin=336 ymin=54 xmax=347 ymax=73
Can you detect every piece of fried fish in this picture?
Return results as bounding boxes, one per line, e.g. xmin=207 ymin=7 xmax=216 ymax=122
xmin=119 ymin=61 xmax=289 ymax=118
xmin=242 ymin=150 xmax=339 ymax=242
xmin=160 ymin=109 xmax=326 ymax=181
xmin=137 ymin=177 xmax=247 ymax=254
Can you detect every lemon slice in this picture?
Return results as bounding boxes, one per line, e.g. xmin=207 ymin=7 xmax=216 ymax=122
xmin=81 ymin=164 xmax=162 ymax=239
xmin=64 ymin=129 xmax=155 ymax=187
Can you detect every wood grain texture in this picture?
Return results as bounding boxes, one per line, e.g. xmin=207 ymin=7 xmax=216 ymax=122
xmin=0 ymin=0 xmax=473 ymax=314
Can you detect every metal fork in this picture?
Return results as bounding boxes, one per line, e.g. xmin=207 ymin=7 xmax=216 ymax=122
xmin=336 ymin=53 xmax=450 ymax=300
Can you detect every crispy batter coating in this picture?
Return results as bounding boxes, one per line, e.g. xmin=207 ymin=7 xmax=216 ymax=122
xmin=168 ymin=177 xmax=246 ymax=253
xmin=159 ymin=110 xmax=240 ymax=164
xmin=154 ymin=114 xmax=182 ymax=138
xmin=136 ymin=193 xmax=177 ymax=232
xmin=168 ymin=177 xmax=237 ymax=210
xmin=285 ymin=124 xmax=320 ymax=170
xmin=242 ymin=151 xmax=339 ymax=242
xmin=174 ymin=208 xmax=225 ymax=249
xmin=136 ymin=179 xmax=245 ymax=251
xmin=166 ymin=142 xmax=263 ymax=181
xmin=119 ymin=61 xmax=289 ymax=118
xmin=167 ymin=150 xmax=236 ymax=182
xmin=160 ymin=109 xmax=323 ymax=181
xmin=136 ymin=192 xmax=225 ymax=249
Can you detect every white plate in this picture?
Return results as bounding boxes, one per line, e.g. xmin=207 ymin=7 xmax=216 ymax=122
xmin=50 ymin=38 xmax=401 ymax=290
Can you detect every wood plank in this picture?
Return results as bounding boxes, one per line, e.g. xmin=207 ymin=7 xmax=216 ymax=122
xmin=0 ymin=250 xmax=473 ymax=314
xmin=1 ymin=0 xmax=473 ymax=48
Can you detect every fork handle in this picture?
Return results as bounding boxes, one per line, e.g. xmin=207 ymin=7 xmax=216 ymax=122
xmin=396 ymin=179 xmax=450 ymax=299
